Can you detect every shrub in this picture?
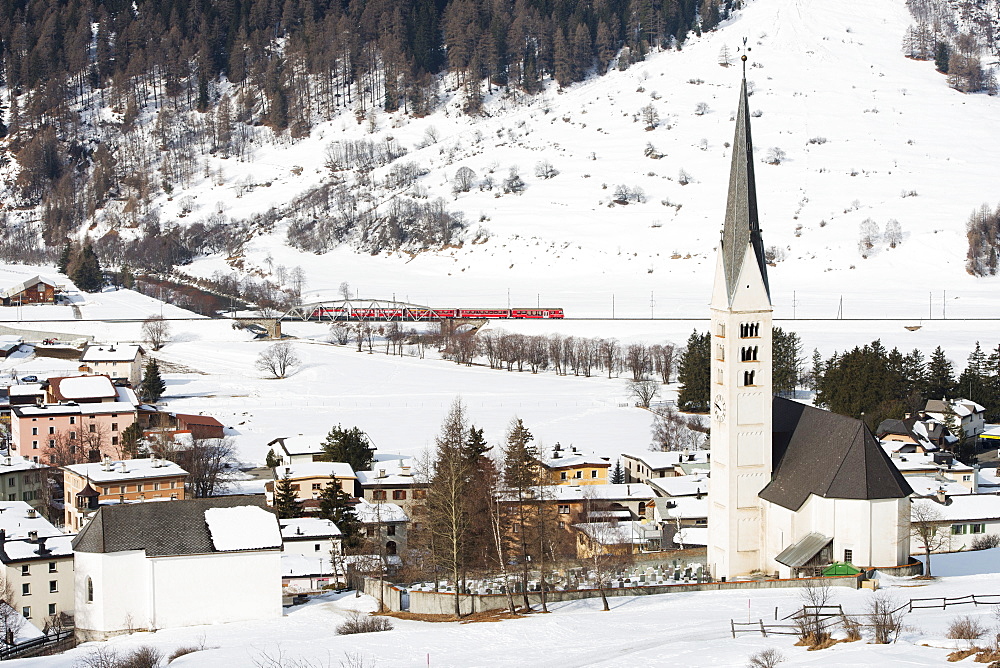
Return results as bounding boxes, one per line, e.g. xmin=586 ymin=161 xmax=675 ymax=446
xmin=336 ymin=611 xmax=394 ymax=635
xmin=867 ymin=592 xmax=906 ymax=644
xmin=746 ymin=648 xmax=784 ymax=668
xmin=77 ymin=646 xmax=163 ymax=668
xmin=947 ymin=615 xmax=987 ymax=640
xmin=972 ymin=534 xmax=1000 ymax=550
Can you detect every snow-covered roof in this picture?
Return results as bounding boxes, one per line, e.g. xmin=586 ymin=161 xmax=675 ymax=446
xmin=1 ymin=534 xmax=74 ymax=561
xmin=281 ymin=553 xmax=336 ymax=577
xmin=54 ymin=375 xmax=117 ymax=400
xmin=674 ymin=527 xmax=708 ymax=547
xmin=885 ymin=451 xmax=975 ymax=473
xmin=277 ymin=462 xmax=356 ymax=480
xmin=543 ymin=483 xmax=656 ymax=502
xmin=354 ymin=498 xmax=408 ymax=523
xmin=646 ymin=476 xmax=709 ymax=498
xmin=913 ymin=495 xmax=1000 ymax=522
xmin=8 ymin=384 xmax=44 ymax=397
xmin=65 ymin=457 xmax=188 ymax=483
xmin=906 ymin=477 xmax=973 ymax=497
xmin=539 ymin=449 xmax=610 ymax=469
xmin=13 ymin=401 xmax=136 ymax=417
xmin=269 ymin=436 xmax=325 ymax=456
xmin=0 ymin=601 xmax=44 ymax=645
xmin=80 ymin=343 xmax=144 ymax=363
xmin=0 ymin=275 xmax=58 ymax=299
xmin=205 ymin=505 xmax=283 ymax=551
xmin=574 ymin=520 xmax=655 ymax=545
xmin=0 ymin=501 xmax=63 ymax=540
xmin=978 ymin=468 xmax=1000 ymax=488
xmin=622 ymin=450 xmax=710 ymax=470
xmin=356 ymin=454 xmax=421 ymax=486
xmin=280 ymin=517 xmax=342 ymax=539
xmin=654 ymin=496 xmax=709 ymax=520
xmin=0 ymin=456 xmax=47 ymax=473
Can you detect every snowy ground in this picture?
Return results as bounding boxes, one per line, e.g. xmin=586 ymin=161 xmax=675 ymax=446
xmin=13 ymin=550 xmax=1000 ymax=667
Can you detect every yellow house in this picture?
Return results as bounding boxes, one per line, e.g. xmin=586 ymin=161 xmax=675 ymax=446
xmin=536 ymin=444 xmax=610 ymax=485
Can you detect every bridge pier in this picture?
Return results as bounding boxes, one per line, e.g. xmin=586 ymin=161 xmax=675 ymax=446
xmin=235 ymin=318 xmax=282 ymax=339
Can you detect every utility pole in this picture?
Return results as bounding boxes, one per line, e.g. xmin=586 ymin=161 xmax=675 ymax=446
xmin=649 ymin=291 xmax=655 ymax=319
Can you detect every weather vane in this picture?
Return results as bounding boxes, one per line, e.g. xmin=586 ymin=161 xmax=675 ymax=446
xmin=737 ymin=37 xmax=751 ymax=76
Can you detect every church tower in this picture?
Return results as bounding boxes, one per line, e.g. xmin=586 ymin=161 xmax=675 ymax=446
xmin=707 ymin=74 xmax=774 ymax=580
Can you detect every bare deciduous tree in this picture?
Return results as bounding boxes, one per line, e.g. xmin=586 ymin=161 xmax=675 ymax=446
xmin=452 ymin=166 xmax=476 ymax=193
xmin=628 ymin=378 xmax=660 ymax=408
xmin=884 ymin=219 xmax=903 ymax=248
xmin=640 ymin=104 xmax=659 ymax=129
xmin=911 ymin=500 xmax=948 ymax=577
xmin=142 ymin=315 xmax=171 ymax=351
xmin=330 ymin=324 xmax=351 ymax=345
xmin=255 ymin=342 xmax=300 ymax=379
xmin=533 ymin=160 xmax=559 ymax=179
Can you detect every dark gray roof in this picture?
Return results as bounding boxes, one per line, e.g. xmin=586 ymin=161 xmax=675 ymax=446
xmin=721 ymin=77 xmax=770 ymax=305
xmin=774 ymin=532 xmax=831 ymax=568
xmin=72 ymin=496 xmax=274 ymax=556
xmin=760 ymin=397 xmax=913 ymax=511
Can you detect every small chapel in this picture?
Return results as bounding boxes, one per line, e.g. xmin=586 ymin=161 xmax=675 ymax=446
xmin=706 ymin=72 xmax=913 ymax=581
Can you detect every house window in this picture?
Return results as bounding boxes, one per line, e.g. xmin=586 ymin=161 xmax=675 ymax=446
xmin=31 ymin=441 xmax=38 ymax=449
xmin=372 ymin=490 xmax=386 ymax=500
xmin=86 ymin=577 xmax=93 ymax=603
xmin=48 ymin=603 xmax=56 ymax=616
xmin=88 ymin=425 xmax=95 ymax=433
xmin=48 ymin=440 xmax=55 ymax=448
xmin=70 ymin=432 xmax=76 ymax=440
xmin=48 ymin=427 xmax=55 ymax=435
xmin=591 ymin=470 xmax=598 ymax=478
xmin=387 ymin=525 xmax=396 ymax=536
xmin=574 ymin=471 xmax=582 ymax=478
xmin=111 ymin=423 xmax=118 ymax=432
xmin=69 ymin=417 xmax=75 ymax=425
xmin=8 ymin=494 xmax=15 ymax=501
xmin=413 ymin=489 xmax=426 ymax=499
xmin=31 ymin=428 xmax=37 ymax=436
xmin=20 ymin=565 xmax=29 ymax=576
xmin=118 ymin=486 xmax=125 ymax=494
xmin=21 ymin=607 xmax=29 ymax=619
xmin=971 ymin=524 xmax=986 ymax=534
xmin=560 ymin=472 xmax=567 ymax=480
xmin=393 ymin=490 xmax=406 ymax=500
xmin=366 ymin=526 xmax=375 ymax=537
xmin=49 ymin=580 xmax=57 ymax=593
xmin=638 ymin=502 xmax=646 ymax=515
xmin=6 ymin=477 xmax=13 ymax=487
xmin=844 ymin=549 xmax=854 ymax=563
xmin=21 ymin=583 xmax=30 ymax=596
xmin=315 ymin=544 xmax=321 ymax=552
xmin=952 ymin=524 xmax=968 ymax=535
xmin=312 ymin=483 xmax=322 ymax=490
xmin=963 ymin=475 xmax=972 ymax=482
xmin=136 ymin=484 xmax=143 ymax=492
xmin=558 ymin=505 xmax=570 ymax=514
xmin=48 ymin=562 xmax=56 ymax=573
xmin=111 ymin=436 xmax=118 ymax=446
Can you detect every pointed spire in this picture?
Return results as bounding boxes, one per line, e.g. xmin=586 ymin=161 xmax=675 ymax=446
xmin=721 ymin=75 xmax=770 ymax=305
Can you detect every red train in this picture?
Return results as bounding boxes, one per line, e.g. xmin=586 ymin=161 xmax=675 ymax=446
xmin=308 ymin=306 xmax=565 ymax=320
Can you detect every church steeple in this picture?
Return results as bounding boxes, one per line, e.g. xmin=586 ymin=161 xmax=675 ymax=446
xmin=720 ymin=77 xmax=770 ymax=306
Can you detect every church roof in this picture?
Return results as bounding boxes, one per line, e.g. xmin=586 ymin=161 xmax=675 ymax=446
xmin=721 ymin=77 xmax=770 ymax=305
xmin=760 ymin=397 xmax=913 ymax=511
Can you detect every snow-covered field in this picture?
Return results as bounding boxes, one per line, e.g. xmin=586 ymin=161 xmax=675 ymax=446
xmin=12 ymin=550 xmax=1000 ymax=667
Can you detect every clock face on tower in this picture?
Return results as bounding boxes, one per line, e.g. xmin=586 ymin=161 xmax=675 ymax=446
xmin=714 ymin=394 xmax=726 ymax=422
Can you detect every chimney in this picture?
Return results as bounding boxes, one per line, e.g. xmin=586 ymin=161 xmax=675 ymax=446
xmin=121 ymin=461 xmax=128 ymax=474
xmin=696 ymin=488 xmax=704 ymax=500
xmin=553 ymin=451 xmax=561 ymax=459
xmin=0 ymin=529 xmax=5 ymax=544
xmin=26 ymin=508 xmax=36 ymax=519
xmin=35 ymin=536 xmax=48 ymax=555
xmin=936 ymin=489 xmax=948 ymax=504
xmin=27 ymin=530 xmax=38 ymax=543
xmin=284 ymin=467 xmax=291 ymax=477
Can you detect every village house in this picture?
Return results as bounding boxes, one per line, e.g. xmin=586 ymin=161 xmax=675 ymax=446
xmin=78 ymin=344 xmax=146 ymax=386
xmin=266 ymin=462 xmax=357 ymax=512
xmin=73 ymin=496 xmax=282 ymax=640
xmin=266 ymin=436 xmax=327 ymax=466
xmin=885 ymin=449 xmax=978 ymax=493
xmin=912 ymin=494 xmax=1000 ymax=553
xmin=924 ymin=398 xmax=987 ymax=441
xmin=10 ymin=401 xmax=138 ymax=465
xmin=877 ymin=416 xmax=952 ymax=453
xmin=355 ymin=455 xmax=427 ymax=517
xmin=0 ymin=276 xmax=60 ymax=306
xmin=7 ymin=384 xmax=45 ymax=408
xmin=0 ymin=457 xmax=48 ymax=512
xmin=535 ymin=443 xmax=610 ymax=485
xmin=0 ymin=502 xmax=75 ymax=625
xmin=621 ymin=450 xmax=710 ymax=484
xmin=140 ymin=411 xmax=226 ymax=442
xmin=0 ymin=335 xmax=24 ymax=359
xmin=62 ymin=456 xmax=188 ymax=531
xmin=354 ymin=498 xmax=408 ymax=557
xmin=280 ymin=517 xmax=341 ymax=591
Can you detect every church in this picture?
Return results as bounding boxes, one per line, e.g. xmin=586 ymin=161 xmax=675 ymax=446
xmin=706 ymin=72 xmax=913 ymax=581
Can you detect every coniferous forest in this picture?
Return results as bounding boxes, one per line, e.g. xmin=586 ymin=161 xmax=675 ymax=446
xmin=0 ymin=0 xmax=735 ymax=271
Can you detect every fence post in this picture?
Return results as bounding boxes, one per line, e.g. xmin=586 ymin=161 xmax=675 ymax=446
xmin=760 ymin=619 xmax=767 ymax=637
xmin=731 ymin=619 xmax=736 ymax=638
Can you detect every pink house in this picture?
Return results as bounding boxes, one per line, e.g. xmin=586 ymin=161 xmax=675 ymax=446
xmin=10 ymin=404 xmax=137 ymax=464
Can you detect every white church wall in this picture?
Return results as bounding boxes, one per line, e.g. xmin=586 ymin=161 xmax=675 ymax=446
xmin=75 ymin=550 xmax=149 ymax=639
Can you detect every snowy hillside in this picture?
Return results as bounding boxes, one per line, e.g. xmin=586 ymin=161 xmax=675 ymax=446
xmin=159 ymin=0 xmax=1000 ymax=323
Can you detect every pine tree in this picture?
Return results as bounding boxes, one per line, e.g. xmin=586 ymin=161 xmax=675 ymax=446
xmin=677 ymin=330 xmax=710 ymax=412
xmin=502 ymin=417 xmax=536 ymax=610
xmin=318 ymin=475 xmax=362 ymax=547
xmin=610 ymin=459 xmax=625 ymax=484
xmin=71 ymin=243 xmax=104 ymax=292
xmin=140 ymin=359 xmax=166 ymax=403
xmin=926 ymin=346 xmax=956 ymax=400
xmin=320 ymin=425 xmax=375 ymax=472
xmin=273 ymin=476 xmax=304 ymax=519
xmin=57 ymin=242 xmax=72 ymax=274
xmin=958 ymin=341 xmax=991 ymax=410
xmin=120 ymin=422 xmax=143 ymax=458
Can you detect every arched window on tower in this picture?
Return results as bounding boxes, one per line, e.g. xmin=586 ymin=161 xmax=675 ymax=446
xmin=743 ymin=370 xmax=756 ymax=386
xmin=741 ymin=346 xmax=758 ymax=361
